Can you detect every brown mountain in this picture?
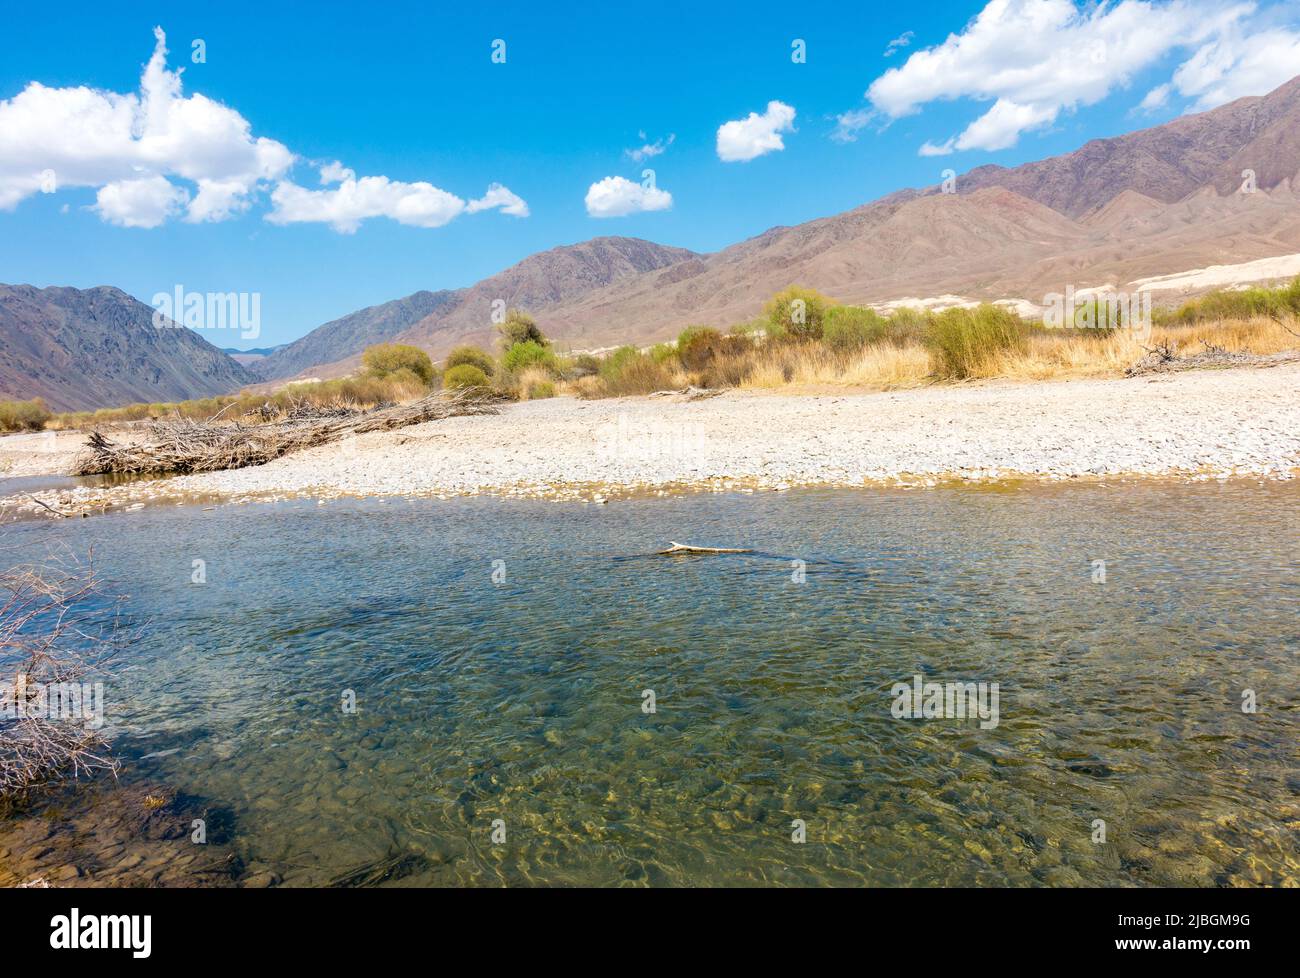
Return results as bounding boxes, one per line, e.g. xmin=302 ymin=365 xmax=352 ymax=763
xmin=0 ymin=285 xmax=254 ymax=412
xmin=269 ymin=73 xmax=1300 ymax=379
xmin=955 ymin=75 xmax=1300 ymax=215
xmin=263 ymin=237 xmax=697 ymax=381
xmin=252 ymin=290 xmax=460 ymax=381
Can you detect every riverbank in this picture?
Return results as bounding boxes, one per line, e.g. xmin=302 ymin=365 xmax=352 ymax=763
xmin=2 ymin=363 xmax=1298 ymax=517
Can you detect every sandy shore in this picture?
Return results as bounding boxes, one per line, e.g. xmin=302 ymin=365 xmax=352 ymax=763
xmin=3 ymin=363 xmax=1298 ymax=517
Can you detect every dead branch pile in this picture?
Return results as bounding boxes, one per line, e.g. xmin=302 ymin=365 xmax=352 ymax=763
xmin=74 ymin=389 xmax=501 ymax=476
xmin=1 ymin=556 xmax=134 ymax=804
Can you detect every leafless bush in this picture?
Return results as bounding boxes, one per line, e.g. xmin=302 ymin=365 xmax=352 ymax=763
xmin=0 ymin=553 xmax=134 ymax=805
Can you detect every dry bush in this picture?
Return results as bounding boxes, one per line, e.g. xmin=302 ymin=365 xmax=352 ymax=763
xmin=739 ymin=341 xmax=930 ymax=390
xmin=986 ymin=330 xmax=1146 ymax=380
xmin=1151 ymin=315 xmax=1298 ymax=356
xmin=0 ymin=398 xmax=52 ymax=433
xmin=516 ymin=367 xmax=558 ymax=400
xmin=1 ymin=555 xmax=133 ymax=805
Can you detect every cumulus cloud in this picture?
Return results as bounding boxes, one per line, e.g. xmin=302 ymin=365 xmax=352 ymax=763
xmin=859 ymin=0 xmax=1298 ymax=155
xmin=319 ymin=161 xmax=356 ymax=185
xmin=93 ymin=175 xmax=190 ymax=228
xmin=625 ymin=132 xmax=676 ymax=162
xmin=1167 ymin=20 xmax=1300 ymax=108
xmin=0 ymin=28 xmax=528 ymax=232
xmin=0 ymin=26 xmax=292 ymax=222
xmin=267 ymin=176 xmax=530 ymax=232
xmin=466 ymin=182 xmax=530 ymax=217
xmin=267 ymin=177 xmax=448 ymax=233
xmin=716 ymin=101 xmax=796 ymax=162
xmin=584 ymin=176 xmax=672 ymax=218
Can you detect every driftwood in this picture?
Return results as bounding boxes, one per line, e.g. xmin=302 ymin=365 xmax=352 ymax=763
xmin=74 ymin=389 xmax=500 ymax=477
xmin=658 ymin=541 xmax=752 ymax=555
xmin=23 ymin=493 xmax=70 ymax=518
xmin=649 ymin=386 xmax=725 ymax=400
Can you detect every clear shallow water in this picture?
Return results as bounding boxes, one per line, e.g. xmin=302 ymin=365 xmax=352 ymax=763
xmin=3 ymin=482 xmax=1297 ymax=886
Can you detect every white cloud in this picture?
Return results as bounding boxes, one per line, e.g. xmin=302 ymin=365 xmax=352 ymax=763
xmin=918 ymin=139 xmax=956 ymax=157
xmin=831 ymin=109 xmax=874 ymax=144
xmin=93 ymin=175 xmax=190 ymax=228
xmin=267 ymin=176 xmax=530 ymax=232
xmin=267 ymin=176 xmax=465 ymax=233
xmin=0 ymin=26 xmax=292 ymax=223
xmin=0 ymin=28 xmax=527 ymax=233
xmin=861 ymin=0 xmax=1291 ymax=155
xmin=584 ymin=176 xmax=672 ymax=218
xmin=1139 ymin=82 xmax=1173 ymax=110
xmin=625 ymin=132 xmax=676 ymax=162
xmin=319 ymin=161 xmax=356 ymax=185
xmin=1168 ymin=22 xmax=1300 ymax=108
xmin=884 ymin=31 xmax=915 ymax=57
xmin=467 ymin=182 xmax=530 ymax=217
xmin=716 ymin=101 xmax=796 ymax=162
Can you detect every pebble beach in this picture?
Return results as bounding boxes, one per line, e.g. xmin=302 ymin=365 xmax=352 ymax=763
xmin=2 ymin=363 xmax=1298 ymax=519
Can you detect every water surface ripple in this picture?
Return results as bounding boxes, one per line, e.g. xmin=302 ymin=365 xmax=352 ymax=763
xmin=4 ymin=482 xmax=1297 ymax=886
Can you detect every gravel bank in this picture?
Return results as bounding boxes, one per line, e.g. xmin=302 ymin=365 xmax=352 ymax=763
xmin=3 ymin=364 xmax=1298 ymax=517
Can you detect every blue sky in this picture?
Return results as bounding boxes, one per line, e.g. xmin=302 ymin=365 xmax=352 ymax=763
xmin=2 ymin=0 xmax=1299 ymax=347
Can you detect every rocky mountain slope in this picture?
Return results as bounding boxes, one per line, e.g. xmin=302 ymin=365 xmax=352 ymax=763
xmin=0 ymin=285 xmax=254 ymax=412
xmin=259 ymin=237 xmax=697 ymax=381
xmin=251 ymin=290 xmax=460 ymax=381
xmin=272 ymin=73 xmax=1300 ymax=379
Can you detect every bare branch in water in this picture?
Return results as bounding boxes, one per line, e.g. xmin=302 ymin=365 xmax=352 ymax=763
xmin=1 ymin=553 xmax=135 ymax=805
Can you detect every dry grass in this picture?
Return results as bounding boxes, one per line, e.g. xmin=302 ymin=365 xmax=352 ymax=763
xmin=516 ymin=367 xmax=558 ymax=400
xmin=1151 ymin=315 xmax=1298 ymax=356
xmin=987 ymin=330 xmax=1147 ymax=381
xmin=702 ymin=315 xmax=1298 ymax=393
xmin=569 ymin=312 xmax=1298 ymax=398
xmin=740 ymin=342 xmax=931 ymax=390
xmin=46 ymin=371 xmax=434 ymax=432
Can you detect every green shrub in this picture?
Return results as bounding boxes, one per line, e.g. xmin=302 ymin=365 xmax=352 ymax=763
xmin=445 ymin=345 xmax=495 ymax=377
xmin=675 ymin=325 xmax=724 ymax=369
xmin=525 ymin=379 xmax=556 ymax=399
xmin=648 ymin=343 xmax=677 ymax=364
xmin=0 ymin=397 xmax=51 ymax=432
xmin=884 ymin=307 xmax=932 ymax=346
xmin=443 ymin=364 xmax=490 ymax=390
xmin=765 ymin=286 xmax=833 ymax=340
xmin=926 ymin=304 xmax=1029 ymax=379
xmin=823 ymin=306 xmax=888 ymax=353
xmin=497 ymin=309 xmax=546 ymax=348
xmin=1162 ymin=276 xmax=1300 ymax=326
xmin=565 ymin=353 xmax=601 ymax=379
xmin=592 ymin=346 xmax=674 ymax=397
xmin=502 ymin=340 xmax=556 ymax=374
xmin=362 ymin=343 xmax=436 ymax=386
xmin=731 ymin=317 xmax=770 ymax=338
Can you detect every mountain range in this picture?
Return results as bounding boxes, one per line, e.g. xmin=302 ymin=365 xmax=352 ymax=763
xmin=0 ymin=285 xmax=253 ymax=412
xmin=3 ymin=74 xmax=1299 ymax=408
